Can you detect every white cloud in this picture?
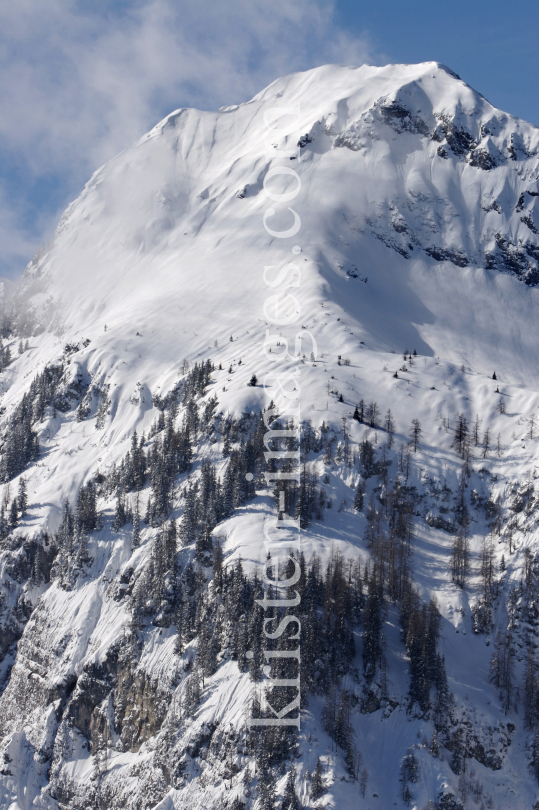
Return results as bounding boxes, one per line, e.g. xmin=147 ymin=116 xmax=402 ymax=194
xmin=0 ymin=0 xmax=375 ymax=276
xmin=0 ymin=187 xmax=41 ymax=269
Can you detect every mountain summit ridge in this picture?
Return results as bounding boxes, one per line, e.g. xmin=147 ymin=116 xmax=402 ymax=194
xmin=16 ymin=60 xmax=539 ymax=387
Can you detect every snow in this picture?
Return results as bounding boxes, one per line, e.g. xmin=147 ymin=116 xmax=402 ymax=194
xmin=1 ymin=60 xmax=539 ymax=808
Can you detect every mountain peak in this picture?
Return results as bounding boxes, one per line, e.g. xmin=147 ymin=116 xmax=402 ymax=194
xmin=3 ymin=62 xmax=539 ymax=810
xmin=14 ymin=61 xmax=539 ymax=386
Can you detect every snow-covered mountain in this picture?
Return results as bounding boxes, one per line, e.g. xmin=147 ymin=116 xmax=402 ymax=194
xmin=2 ymin=61 xmax=539 ymax=809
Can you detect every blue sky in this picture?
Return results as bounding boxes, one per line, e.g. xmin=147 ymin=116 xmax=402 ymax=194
xmin=1 ymin=0 xmax=538 ymax=280
xmin=336 ymin=1 xmax=539 ymax=126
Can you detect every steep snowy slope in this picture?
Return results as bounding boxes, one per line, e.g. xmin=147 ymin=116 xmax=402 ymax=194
xmin=15 ymin=62 xmax=539 ymax=387
xmin=1 ymin=62 xmax=539 ymax=810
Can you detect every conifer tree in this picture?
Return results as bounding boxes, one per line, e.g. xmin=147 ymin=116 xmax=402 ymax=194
xmin=433 ymin=659 xmax=451 ymax=733
xmin=354 ymin=479 xmax=365 ymax=512
xmin=74 ymin=525 xmax=91 ymax=571
xmin=180 ymin=485 xmax=198 ymax=545
xmin=310 ymin=758 xmax=324 ymax=800
xmin=258 ymin=761 xmax=277 ymax=810
xmin=362 ymin=570 xmax=383 ymax=682
xmin=17 ymin=478 xmax=27 ymax=515
xmin=335 ymin=690 xmax=356 ymax=775
xmin=357 ymin=399 xmax=365 ymax=423
xmin=31 ymin=535 xmax=45 ymax=586
xmin=182 ymin=670 xmax=201 ymax=717
xmin=281 ymin=764 xmax=299 ymax=810
xmin=480 ymin=535 xmax=495 ymax=607
xmin=400 ymin=751 xmax=420 ymax=790
xmin=75 ymin=481 xmax=98 ymax=534
xmin=212 ymin=537 xmax=224 ymax=594
xmin=113 ymin=492 xmax=127 ymax=531
xmin=367 ymin=401 xmax=379 ymax=428
xmin=129 ymin=431 xmax=146 ymax=491
xmin=397 ymin=442 xmax=412 ymax=481
xmin=385 ymin=409 xmax=395 ymax=448
xmin=524 ymin=646 xmax=539 ymax=729
xmin=452 ymin=414 xmax=469 ymax=458
xmin=409 ymin=419 xmax=421 ymax=452
xmin=450 ymin=525 xmax=470 ymax=588
xmin=196 ymin=612 xmax=219 ymax=682
xmin=9 ymin=498 xmax=18 ymax=528
xmin=132 ymin=494 xmax=141 ymax=548
xmin=341 ymin=416 xmax=352 ymax=466
xmin=482 ymin=428 xmax=490 ymax=458
xmin=490 ymin=631 xmax=514 ymax=714
xmin=450 ymin=728 xmax=466 ymax=774
xmin=360 ymin=438 xmax=377 ymax=479
xmin=0 ymin=396 xmax=39 ymax=482
xmin=54 ymin=499 xmax=75 ymax=588
xmin=473 ymin=414 xmax=481 ymax=446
